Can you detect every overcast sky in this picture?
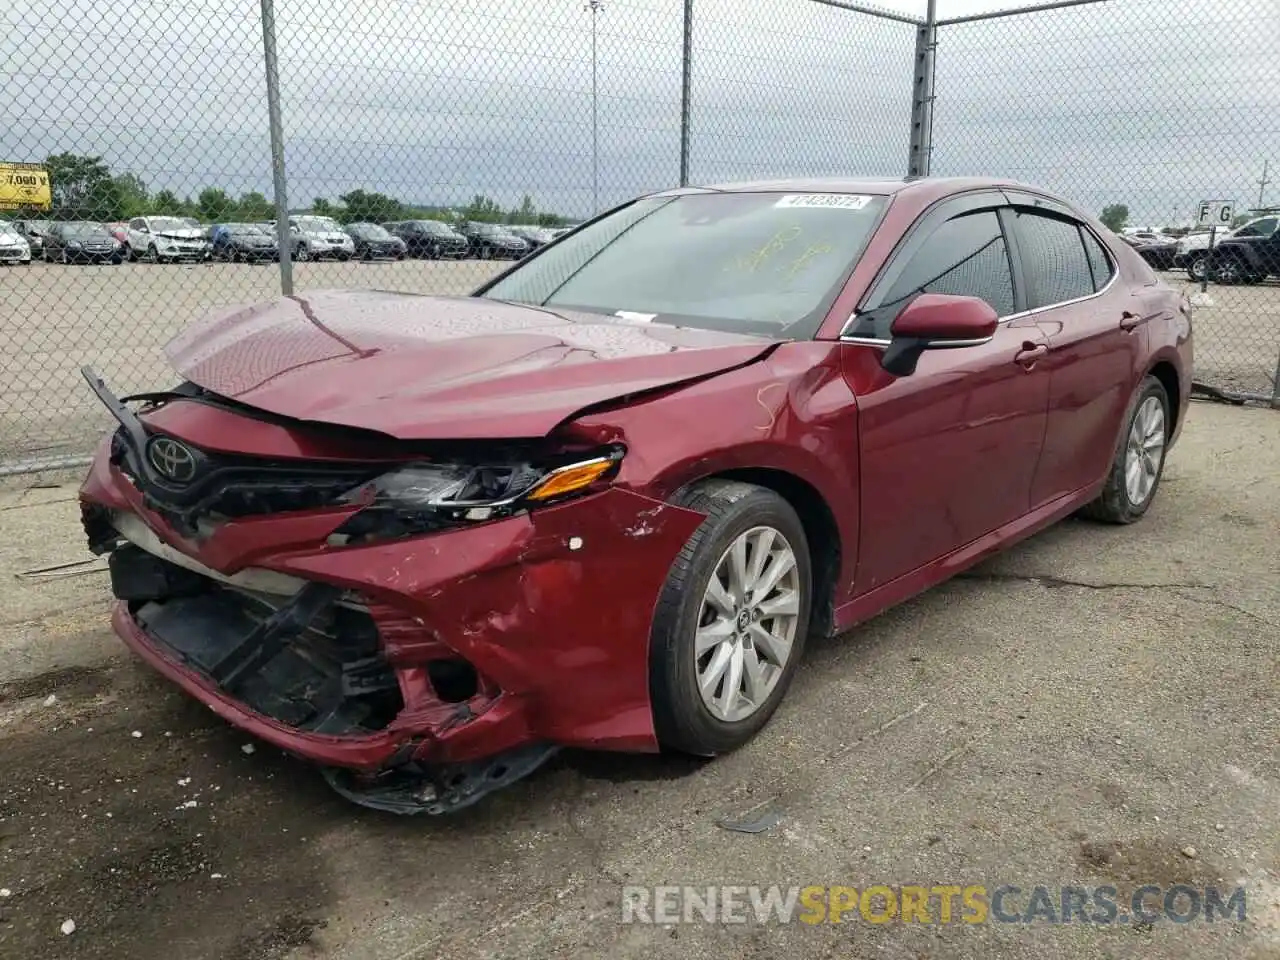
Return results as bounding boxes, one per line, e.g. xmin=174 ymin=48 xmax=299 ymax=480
xmin=2 ymin=0 xmax=1276 ymax=224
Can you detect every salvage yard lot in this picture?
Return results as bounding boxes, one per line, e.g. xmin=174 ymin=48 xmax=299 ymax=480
xmin=0 ymin=402 xmax=1277 ymax=960
xmin=1 ymin=259 xmax=1279 ymax=465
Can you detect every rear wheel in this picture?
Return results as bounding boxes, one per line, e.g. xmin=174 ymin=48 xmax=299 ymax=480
xmin=650 ymin=480 xmax=812 ymax=756
xmin=1079 ymin=375 xmax=1170 ymax=524
xmin=1212 ymin=254 xmax=1246 ymax=284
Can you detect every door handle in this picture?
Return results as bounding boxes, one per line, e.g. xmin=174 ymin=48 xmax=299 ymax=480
xmin=1014 ymin=342 xmax=1049 ymax=367
xmin=1120 ymin=310 xmax=1144 ymax=332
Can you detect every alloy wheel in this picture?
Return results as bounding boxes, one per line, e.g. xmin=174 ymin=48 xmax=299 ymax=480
xmin=695 ymin=525 xmax=800 ymax=723
xmin=1125 ymin=396 xmax=1166 ymax=506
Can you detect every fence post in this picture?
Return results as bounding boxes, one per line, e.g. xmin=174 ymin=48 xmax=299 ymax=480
xmin=679 ymin=0 xmax=694 ymax=186
xmin=907 ymin=0 xmax=937 ymax=178
xmin=260 ymin=0 xmax=293 ymax=296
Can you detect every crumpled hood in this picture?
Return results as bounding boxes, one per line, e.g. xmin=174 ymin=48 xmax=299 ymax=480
xmin=157 ymin=229 xmax=205 ymax=241
xmin=165 ymin=289 xmax=775 ymax=440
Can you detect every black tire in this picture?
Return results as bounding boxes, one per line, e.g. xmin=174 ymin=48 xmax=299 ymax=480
xmin=479 ymin=244 xmax=492 ymax=260
xmin=1185 ymin=253 xmax=1207 ymax=283
xmin=1212 ymin=254 xmax=1246 ymax=284
xmin=1078 ymin=375 xmax=1171 ymax=524
xmin=649 ymin=480 xmax=812 ymax=757
xmin=146 ymin=244 xmax=159 ymax=263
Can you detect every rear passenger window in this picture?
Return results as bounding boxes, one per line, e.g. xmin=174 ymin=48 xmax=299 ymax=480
xmin=1080 ymin=229 xmax=1114 ymax=291
xmin=1013 ymin=210 xmax=1096 ymax=308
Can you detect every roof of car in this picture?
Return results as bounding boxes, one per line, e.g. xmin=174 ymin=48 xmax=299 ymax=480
xmin=685 ymin=176 xmax=1022 ymax=196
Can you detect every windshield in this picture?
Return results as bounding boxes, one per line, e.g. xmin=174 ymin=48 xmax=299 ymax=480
xmin=417 ymin=221 xmax=454 ymax=235
xmin=480 ymin=191 xmax=887 ymax=338
xmin=0 ymin=222 xmax=19 ymax=239
xmin=1234 ymin=217 xmax=1277 ymax=238
xmin=61 ymin=222 xmax=109 ymax=238
xmin=349 ymin=223 xmax=392 ymax=239
xmin=149 ymin=217 xmax=190 ymax=232
xmin=469 ymin=223 xmax=512 ymax=237
xmin=295 ymin=216 xmax=341 ymax=232
xmin=228 ymin=224 xmax=266 ymax=235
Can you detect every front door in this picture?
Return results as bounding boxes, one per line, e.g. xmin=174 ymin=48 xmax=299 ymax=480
xmin=841 ymin=201 xmax=1051 ymax=595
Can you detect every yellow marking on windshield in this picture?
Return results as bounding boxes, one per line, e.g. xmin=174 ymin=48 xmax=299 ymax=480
xmin=726 ymin=225 xmax=802 ymax=272
xmin=781 ymin=241 xmax=834 ymax=281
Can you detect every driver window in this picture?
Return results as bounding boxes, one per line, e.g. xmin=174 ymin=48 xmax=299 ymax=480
xmin=849 ymin=209 xmax=1015 ymax=340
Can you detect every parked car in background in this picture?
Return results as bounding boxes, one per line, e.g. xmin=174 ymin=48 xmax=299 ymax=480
xmin=0 ymin=220 xmax=32 ymax=264
xmin=104 ymin=222 xmax=130 ymax=247
xmin=343 ymin=222 xmax=406 ymax=260
xmin=78 ymin=177 xmax=1191 ymax=814
xmin=507 ymin=225 xmax=556 ymax=253
xmin=1119 ymin=232 xmax=1177 ymax=270
xmin=384 ymin=220 xmax=469 ymax=259
xmin=1205 ymin=218 xmax=1280 ymax=284
xmin=13 ymin=218 xmax=51 ymax=257
xmin=211 ymin=223 xmax=279 ymax=262
xmin=126 ymin=216 xmax=211 ymax=262
xmin=289 ymin=215 xmax=355 ymax=261
xmin=457 ymin=221 xmax=528 ymax=259
xmin=1176 ymin=216 xmax=1278 ymax=281
xmin=45 ymin=221 xmax=122 ymax=263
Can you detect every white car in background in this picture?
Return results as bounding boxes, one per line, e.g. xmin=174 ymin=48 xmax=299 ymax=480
xmin=1175 ymin=215 xmax=1278 ymax=280
xmin=0 ymin=221 xmax=32 ymax=264
xmin=288 ymin=215 xmax=355 ymax=261
xmin=125 ymin=216 xmax=211 ymax=262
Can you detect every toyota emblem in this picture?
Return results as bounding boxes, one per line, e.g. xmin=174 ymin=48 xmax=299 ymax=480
xmin=147 ymin=436 xmax=198 ymax=483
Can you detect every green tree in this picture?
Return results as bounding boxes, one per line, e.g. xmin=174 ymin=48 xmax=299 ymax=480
xmin=312 ymin=197 xmax=334 ymax=216
xmin=1099 ymin=204 xmax=1129 ymax=232
xmin=337 ymin=189 xmax=404 ymax=224
xmin=237 ymin=191 xmax=273 ymax=221
xmin=198 ymin=187 xmax=234 ymax=222
xmin=44 ymin=153 xmax=121 ymax=220
xmin=463 ymin=194 xmax=503 ymax=223
xmin=152 ymin=190 xmax=186 ymax=216
xmin=508 ymin=194 xmax=537 ymax=225
xmin=113 ymin=172 xmax=149 ymax=219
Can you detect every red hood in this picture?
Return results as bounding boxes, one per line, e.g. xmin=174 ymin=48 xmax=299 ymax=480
xmin=165 ymin=290 xmax=774 ymax=440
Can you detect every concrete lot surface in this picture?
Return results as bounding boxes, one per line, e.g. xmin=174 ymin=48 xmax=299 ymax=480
xmin=1 ymin=258 xmax=1278 ymax=464
xmin=0 ymin=402 xmax=1277 ymax=960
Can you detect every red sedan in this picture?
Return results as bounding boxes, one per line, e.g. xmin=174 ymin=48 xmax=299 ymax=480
xmin=79 ymin=178 xmax=1192 ymax=813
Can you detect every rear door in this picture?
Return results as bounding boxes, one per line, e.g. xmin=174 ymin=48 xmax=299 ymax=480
xmin=1002 ymin=197 xmax=1144 ymax=505
xmin=841 ymin=193 xmax=1052 ymax=593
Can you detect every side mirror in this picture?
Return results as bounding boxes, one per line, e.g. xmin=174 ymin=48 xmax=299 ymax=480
xmin=881 ymin=293 xmax=998 ymax=377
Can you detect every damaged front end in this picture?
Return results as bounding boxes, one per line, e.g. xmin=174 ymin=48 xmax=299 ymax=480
xmin=79 ymin=369 xmax=703 ymax=814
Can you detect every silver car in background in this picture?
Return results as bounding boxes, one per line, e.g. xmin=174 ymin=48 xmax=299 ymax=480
xmin=288 ymin=214 xmax=355 ymax=261
xmin=0 ymin=221 xmax=32 ymax=264
xmin=125 ymin=216 xmax=211 ymax=262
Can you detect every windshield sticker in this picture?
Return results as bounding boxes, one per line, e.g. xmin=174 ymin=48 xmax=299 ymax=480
xmin=615 ymin=310 xmax=656 ymax=323
xmin=773 ymin=194 xmax=872 ymax=210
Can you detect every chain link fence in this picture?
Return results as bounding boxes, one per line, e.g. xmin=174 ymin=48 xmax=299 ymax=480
xmin=0 ymin=0 xmax=1276 ymax=471
xmin=929 ymin=0 xmax=1280 ymax=402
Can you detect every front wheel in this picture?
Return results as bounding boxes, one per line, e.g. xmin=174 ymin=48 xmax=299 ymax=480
xmin=649 ymin=480 xmax=812 ymax=757
xmin=1079 ymin=375 xmax=1170 ymax=524
xmin=1185 ymin=253 xmax=1208 ymax=283
xmin=1212 ymin=255 xmax=1247 ymax=284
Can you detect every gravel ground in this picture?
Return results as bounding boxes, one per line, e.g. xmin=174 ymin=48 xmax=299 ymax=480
xmin=0 ymin=401 xmax=1276 ymax=960
xmin=1 ymin=258 xmax=1277 ymax=466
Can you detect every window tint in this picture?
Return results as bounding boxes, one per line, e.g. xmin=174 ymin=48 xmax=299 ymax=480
xmin=848 ymin=209 xmax=1014 ymax=340
xmin=1013 ymin=210 xmax=1095 ymax=308
xmin=885 ymin=210 xmax=1015 ymax=315
xmin=1235 ymin=217 xmax=1277 ymax=238
xmin=1080 ymin=228 xmax=1114 ymax=291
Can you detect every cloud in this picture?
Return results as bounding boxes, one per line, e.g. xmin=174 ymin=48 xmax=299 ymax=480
xmin=1 ymin=0 xmax=1276 ymax=223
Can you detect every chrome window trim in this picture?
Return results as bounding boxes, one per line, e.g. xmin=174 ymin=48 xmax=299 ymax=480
xmin=838 ymin=225 xmax=1121 ymax=342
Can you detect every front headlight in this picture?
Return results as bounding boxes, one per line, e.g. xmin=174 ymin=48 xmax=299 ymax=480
xmin=66 ymin=240 xmax=83 ymax=248
xmin=330 ymin=447 xmax=624 ymax=544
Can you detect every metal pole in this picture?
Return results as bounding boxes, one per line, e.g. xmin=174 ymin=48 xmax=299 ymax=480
xmin=260 ymin=0 xmax=293 ymax=296
xmin=1200 ymin=225 xmax=1216 ymax=294
xmin=679 ymin=0 xmax=693 ymax=186
xmin=586 ymin=1 xmax=603 ymax=213
xmin=907 ymin=0 xmax=937 ymax=178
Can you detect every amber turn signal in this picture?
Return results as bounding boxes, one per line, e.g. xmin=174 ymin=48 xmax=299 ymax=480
xmin=526 ymin=457 xmax=615 ymax=501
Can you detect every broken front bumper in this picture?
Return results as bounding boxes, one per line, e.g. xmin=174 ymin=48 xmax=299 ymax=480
xmin=81 ymin=447 xmax=703 ymax=810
